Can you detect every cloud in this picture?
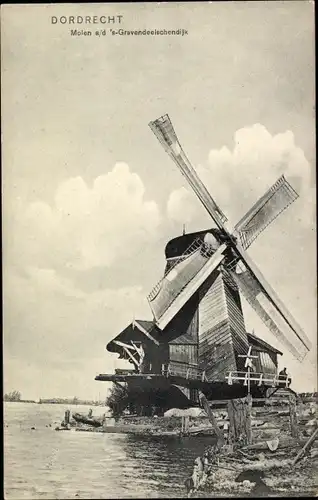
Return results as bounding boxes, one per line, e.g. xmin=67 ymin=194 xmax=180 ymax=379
xmin=166 ymin=124 xmax=316 ymax=391
xmin=167 ymin=186 xmax=198 ymax=225
xmin=4 ymin=129 xmax=316 ymax=397
xmin=4 ymin=264 xmax=148 ymax=359
xmin=4 ymin=162 xmax=159 ymax=399
xmin=167 ymin=124 xmax=315 ymax=228
xmin=3 ymin=355 xmax=118 ymax=402
xmin=3 ymin=264 xmax=150 ymax=399
xmin=7 ymin=162 xmax=161 ymax=272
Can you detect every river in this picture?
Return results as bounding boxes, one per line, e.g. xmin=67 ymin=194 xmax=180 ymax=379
xmin=4 ymin=402 xmax=215 ymax=499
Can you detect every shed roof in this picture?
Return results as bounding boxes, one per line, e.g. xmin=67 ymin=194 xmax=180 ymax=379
xmin=106 ymin=319 xmax=160 ymax=354
xmin=247 ymin=332 xmax=283 ymax=356
xmin=169 ymin=333 xmax=197 ymax=345
xmin=135 ymin=320 xmax=155 ymax=332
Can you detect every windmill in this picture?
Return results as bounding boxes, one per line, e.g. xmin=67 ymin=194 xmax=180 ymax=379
xmin=148 ymin=114 xmax=311 ymax=367
xmin=96 ymin=115 xmax=312 ymax=411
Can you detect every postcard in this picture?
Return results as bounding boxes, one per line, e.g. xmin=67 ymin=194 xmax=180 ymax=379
xmin=2 ymin=2 xmax=316 ymax=498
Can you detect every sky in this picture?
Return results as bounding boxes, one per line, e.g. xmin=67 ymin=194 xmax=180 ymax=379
xmin=2 ymin=2 xmax=316 ymax=400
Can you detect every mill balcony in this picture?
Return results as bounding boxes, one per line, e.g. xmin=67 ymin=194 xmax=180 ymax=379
xmin=225 ymin=370 xmax=291 ymax=388
xmin=162 ymin=361 xmax=207 ymax=381
xmin=95 ymin=362 xmax=205 ymax=384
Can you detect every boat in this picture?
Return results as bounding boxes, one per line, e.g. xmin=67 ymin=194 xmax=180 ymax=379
xmin=72 ymin=412 xmax=103 ymax=427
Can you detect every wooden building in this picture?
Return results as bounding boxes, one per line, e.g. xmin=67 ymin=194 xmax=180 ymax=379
xmin=96 ymin=230 xmax=284 ymax=412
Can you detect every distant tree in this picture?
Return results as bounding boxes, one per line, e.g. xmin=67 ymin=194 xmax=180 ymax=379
xmin=4 ymin=390 xmax=21 ymax=402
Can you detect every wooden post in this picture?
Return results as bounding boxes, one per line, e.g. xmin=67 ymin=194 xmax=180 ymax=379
xmin=247 ymin=366 xmax=251 ymax=396
xmin=246 ymin=394 xmax=252 ymax=445
xmin=238 ymin=346 xmax=258 ymax=397
xmin=199 ymin=391 xmax=225 ymax=446
xmin=293 ymin=428 xmax=318 ymax=465
xmin=64 ymin=410 xmax=70 ymax=425
xmin=227 ymin=395 xmax=252 ymax=446
xmin=102 ymin=414 xmax=107 ymax=430
xmin=184 ymin=416 xmax=189 ymax=434
xmin=289 ymin=394 xmax=299 ymax=438
xmin=228 ymin=400 xmax=235 ymax=443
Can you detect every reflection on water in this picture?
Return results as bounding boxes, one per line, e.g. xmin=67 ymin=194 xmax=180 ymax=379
xmin=4 ymin=403 xmax=215 ymax=499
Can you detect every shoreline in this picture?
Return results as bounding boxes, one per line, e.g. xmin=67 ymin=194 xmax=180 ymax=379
xmin=4 ymin=400 xmax=104 ymax=406
xmin=54 ymin=396 xmax=317 ymax=497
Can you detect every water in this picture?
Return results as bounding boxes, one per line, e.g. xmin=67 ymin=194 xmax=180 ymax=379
xmin=4 ymin=402 xmax=214 ymax=499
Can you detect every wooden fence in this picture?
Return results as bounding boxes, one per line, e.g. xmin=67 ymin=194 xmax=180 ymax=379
xmin=182 ymin=392 xmax=317 ymax=447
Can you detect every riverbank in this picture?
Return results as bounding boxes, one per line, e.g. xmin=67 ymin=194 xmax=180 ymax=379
xmin=58 ymin=396 xmax=317 ymax=438
xmin=66 ymin=422 xmax=318 ymax=496
xmin=55 ymin=394 xmax=317 ymax=497
xmin=4 ymin=398 xmax=317 ymax=497
xmin=39 ymin=398 xmax=103 ymax=405
xmin=196 ymin=444 xmax=318 ymax=497
xmin=3 ymin=399 xmax=36 ymax=404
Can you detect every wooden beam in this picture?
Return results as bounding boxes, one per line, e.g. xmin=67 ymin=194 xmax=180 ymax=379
xmin=243 ymin=435 xmax=318 ymax=452
xmin=134 ymin=320 xmax=160 ymax=346
xmin=113 ymin=340 xmax=135 ymax=351
xmin=199 ymin=391 xmax=225 ymax=447
xmin=289 ymin=394 xmax=299 ymax=439
xmin=293 ymin=428 xmax=318 ymax=465
xmin=131 ymin=341 xmax=141 ymax=354
xmin=95 ymin=373 xmax=163 ymax=382
xmin=228 ymin=396 xmax=252 ymax=446
xmin=246 ymin=394 xmax=252 ymax=444
xmin=113 ymin=341 xmax=139 ymax=367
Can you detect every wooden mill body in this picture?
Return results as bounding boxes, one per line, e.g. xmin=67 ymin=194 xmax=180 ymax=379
xmin=97 ymin=230 xmax=282 ymax=410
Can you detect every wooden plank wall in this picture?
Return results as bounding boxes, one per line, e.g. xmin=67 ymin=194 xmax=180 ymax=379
xmin=223 ymin=268 xmax=249 ymax=370
xmin=164 ymin=293 xmax=199 ymax=343
xmin=198 ymin=272 xmax=237 ymax=380
xmin=186 ymin=306 xmax=199 ymax=342
xmin=169 ymin=344 xmax=198 ymax=365
xmin=147 ymin=342 xmax=169 ymax=373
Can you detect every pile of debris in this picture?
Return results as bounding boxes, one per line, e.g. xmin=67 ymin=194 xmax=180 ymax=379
xmin=184 ymin=393 xmax=318 ymax=497
xmin=185 ymin=433 xmax=318 ymax=498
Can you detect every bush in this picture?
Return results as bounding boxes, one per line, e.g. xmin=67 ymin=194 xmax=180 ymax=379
xmin=106 ymin=384 xmax=130 ymax=419
xmin=4 ymin=390 xmax=21 ymax=402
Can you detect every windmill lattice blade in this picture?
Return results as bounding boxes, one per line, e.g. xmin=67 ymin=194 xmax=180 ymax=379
xmin=228 ymin=255 xmax=311 ymax=361
xmin=149 ymin=114 xmax=228 ymax=231
xmin=234 ymin=175 xmax=298 ymax=249
xmin=148 ymin=242 xmax=226 ymax=330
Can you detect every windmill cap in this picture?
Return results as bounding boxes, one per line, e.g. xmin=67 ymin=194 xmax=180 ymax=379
xmin=165 ymin=228 xmax=222 ymax=259
xmin=204 ymin=232 xmax=218 ymax=248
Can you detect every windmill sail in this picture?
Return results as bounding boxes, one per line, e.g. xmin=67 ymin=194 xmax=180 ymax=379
xmin=148 ymin=243 xmax=226 ymax=330
xmin=234 ymin=175 xmax=299 ymax=249
xmin=229 ymin=245 xmax=311 ymax=361
xmin=148 ymin=114 xmax=310 ymax=361
xmin=149 ymin=114 xmax=228 ymax=231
